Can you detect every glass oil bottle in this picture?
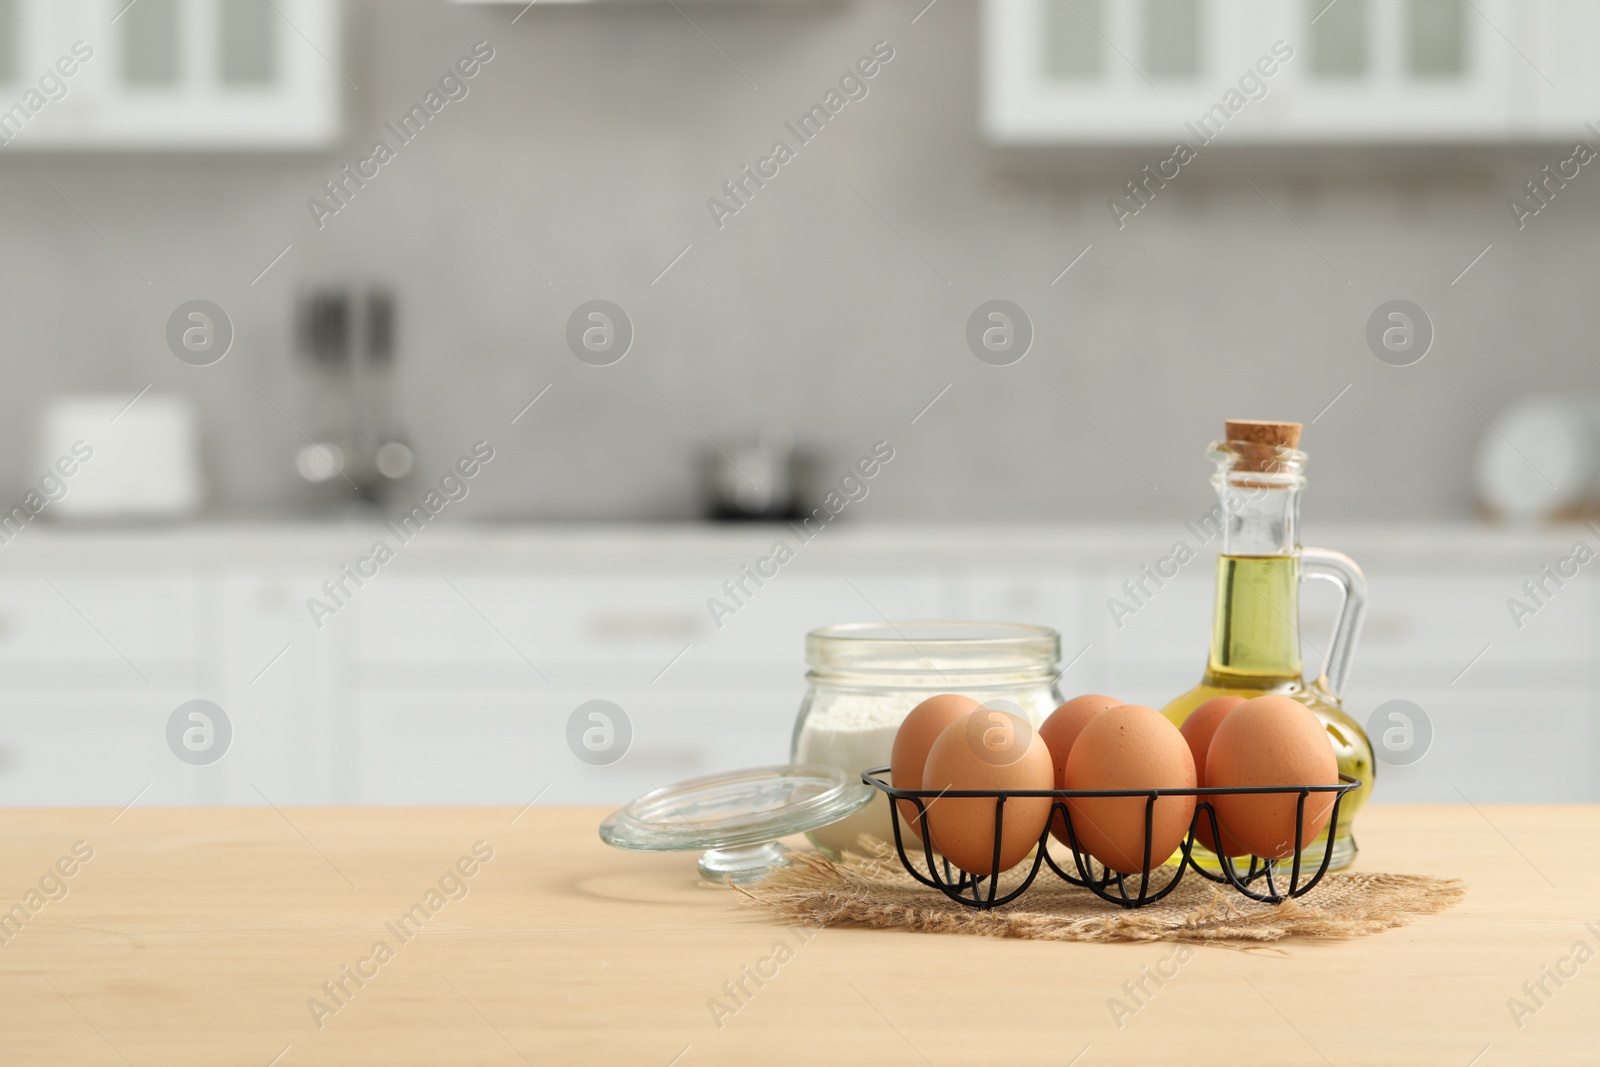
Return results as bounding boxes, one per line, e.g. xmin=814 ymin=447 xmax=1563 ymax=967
xmin=1161 ymin=420 xmax=1374 ymax=871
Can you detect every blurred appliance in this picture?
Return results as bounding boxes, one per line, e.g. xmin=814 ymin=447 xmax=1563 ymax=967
xmin=294 ymin=285 xmax=414 ymax=506
xmin=1475 ymin=394 xmax=1600 ymax=524
xmin=702 ymin=428 xmax=807 ymax=522
xmin=40 ymin=394 xmax=201 ymax=519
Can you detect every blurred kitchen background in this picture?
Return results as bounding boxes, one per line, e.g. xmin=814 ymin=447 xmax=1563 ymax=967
xmin=2 ymin=0 xmax=1598 ymax=809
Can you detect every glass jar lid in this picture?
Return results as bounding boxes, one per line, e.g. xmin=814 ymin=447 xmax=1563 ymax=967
xmin=805 ymin=621 xmax=1060 ymax=678
xmin=599 ymin=764 xmax=873 ymax=854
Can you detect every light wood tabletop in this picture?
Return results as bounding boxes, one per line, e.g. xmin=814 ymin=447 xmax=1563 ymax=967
xmin=0 ymin=803 xmax=1593 ymax=1066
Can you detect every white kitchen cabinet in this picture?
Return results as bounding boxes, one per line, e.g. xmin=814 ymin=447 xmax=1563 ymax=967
xmin=211 ymin=571 xmax=343 ymax=806
xmin=350 ymin=692 xmax=564 ymax=806
xmin=351 ymin=571 xmax=948 ymax=676
xmin=0 ymin=575 xmax=199 ymax=676
xmin=1344 ymin=571 xmax=1593 ymax=667
xmin=0 ymin=0 xmax=340 ymax=149
xmin=0 ymin=525 xmax=1592 ymax=808
xmin=0 ymin=569 xmax=209 ymax=805
xmin=342 ymin=565 xmax=946 ymax=802
xmin=350 ymin=686 xmax=798 ymax=806
xmin=1086 ymin=566 xmax=1213 ymax=663
xmin=983 ymin=0 xmax=1600 ymax=144
xmin=1353 ymin=686 xmax=1595 ymax=803
xmin=0 ymin=694 xmax=205 ymax=806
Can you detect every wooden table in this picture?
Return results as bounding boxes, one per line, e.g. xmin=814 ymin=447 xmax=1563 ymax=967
xmin=0 ymin=804 xmax=1593 ymax=1065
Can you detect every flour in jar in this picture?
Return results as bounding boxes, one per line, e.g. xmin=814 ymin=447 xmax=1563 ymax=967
xmin=795 ymin=694 xmax=913 ymax=856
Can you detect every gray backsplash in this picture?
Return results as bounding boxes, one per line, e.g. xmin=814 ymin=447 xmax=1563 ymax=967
xmin=1 ymin=0 xmax=1594 ymax=524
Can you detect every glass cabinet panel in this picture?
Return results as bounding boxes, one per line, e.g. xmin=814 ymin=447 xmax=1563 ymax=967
xmin=1143 ymin=0 xmax=1200 ymax=80
xmin=123 ymin=0 xmax=182 ymax=85
xmin=220 ymin=0 xmax=276 ymax=85
xmin=1045 ymin=0 xmax=1103 ymax=79
xmin=0 ymin=0 xmax=16 ymax=84
xmin=1408 ymin=0 xmax=1465 ymax=77
xmin=1311 ymin=0 xmax=1369 ymax=77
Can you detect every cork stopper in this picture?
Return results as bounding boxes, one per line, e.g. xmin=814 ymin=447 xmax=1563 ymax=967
xmin=1225 ymin=419 xmax=1302 ymax=450
xmin=1225 ymin=419 xmax=1303 ymax=476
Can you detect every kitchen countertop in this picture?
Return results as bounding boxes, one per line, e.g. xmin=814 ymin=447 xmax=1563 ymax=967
xmin=1 ymin=805 xmax=1594 ymax=1065
xmin=0 ymin=520 xmax=1591 ymax=569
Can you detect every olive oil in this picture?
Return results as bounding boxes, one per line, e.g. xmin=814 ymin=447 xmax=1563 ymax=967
xmin=1164 ymin=554 xmax=1374 ymax=871
xmin=1162 ymin=420 xmax=1375 ymax=873
xmin=1207 ymin=555 xmax=1302 ymax=683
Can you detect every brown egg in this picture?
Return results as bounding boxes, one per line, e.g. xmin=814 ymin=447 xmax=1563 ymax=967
xmin=1206 ymin=694 xmax=1339 ymax=861
xmin=890 ymin=693 xmax=980 ymax=839
xmin=921 ymin=708 xmax=1054 ymax=876
xmin=1038 ymin=694 xmax=1121 ymax=845
xmin=1178 ymin=695 xmax=1246 ymax=855
xmin=1063 ymin=705 xmax=1196 ymax=875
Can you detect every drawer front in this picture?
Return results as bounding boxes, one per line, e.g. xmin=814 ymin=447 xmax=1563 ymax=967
xmin=0 ymin=695 xmax=209 ymax=806
xmin=1310 ymin=570 xmax=1597 ymax=667
xmin=1345 ymin=685 xmax=1595 ymax=803
xmin=352 ymin=577 xmax=705 ymax=668
xmin=1088 ymin=567 xmax=1599 ymax=678
xmin=351 ymin=573 xmax=947 ymax=673
xmin=1086 ymin=566 xmax=1214 ymax=664
xmin=215 ymin=573 xmax=343 ymax=805
xmin=352 ymin=686 xmax=799 ymax=805
xmin=0 ymin=576 xmax=200 ymax=673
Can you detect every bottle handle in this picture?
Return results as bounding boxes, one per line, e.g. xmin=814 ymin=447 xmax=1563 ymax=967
xmin=1299 ymin=548 xmax=1367 ymax=701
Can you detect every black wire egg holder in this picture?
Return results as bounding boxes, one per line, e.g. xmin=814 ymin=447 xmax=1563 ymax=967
xmin=861 ymin=766 xmax=1361 ymax=910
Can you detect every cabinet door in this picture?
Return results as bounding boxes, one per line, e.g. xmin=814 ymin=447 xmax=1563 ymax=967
xmin=985 ymin=0 xmax=1264 ymax=142
xmin=1304 ymin=567 xmax=1598 ymax=698
xmin=1272 ymin=0 xmax=1512 ymax=139
xmin=1345 ymin=685 xmax=1594 ymax=802
xmin=1081 ymin=554 xmax=1212 ymax=707
xmin=983 ymin=0 xmax=1585 ymax=143
xmin=213 ymin=571 xmax=342 ymax=806
xmin=0 ymin=575 xmax=200 ymax=687
xmin=350 ymin=685 xmax=800 ymax=806
xmin=351 ymin=569 xmax=947 ymax=687
xmin=1 ymin=0 xmax=339 ymax=149
xmin=0 ymin=693 xmax=204 ymax=806
xmin=1086 ymin=561 xmax=1212 ymax=665
xmin=343 ymin=564 xmax=945 ymax=803
xmin=0 ymin=571 xmax=208 ymax=805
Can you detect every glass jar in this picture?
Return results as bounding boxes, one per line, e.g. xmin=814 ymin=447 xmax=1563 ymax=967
xmin=791 ymin=622 xmax=1063 ymax=856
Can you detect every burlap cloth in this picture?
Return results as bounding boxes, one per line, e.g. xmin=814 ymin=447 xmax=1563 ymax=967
xmin=735 ymin=841 xmax=1465 ymax=945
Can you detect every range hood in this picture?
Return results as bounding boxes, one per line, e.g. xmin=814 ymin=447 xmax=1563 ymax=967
xmin=453 ymin=0 xmax=817 ymax=6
